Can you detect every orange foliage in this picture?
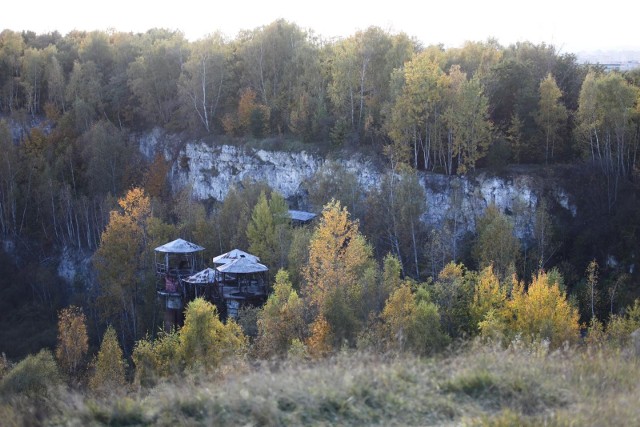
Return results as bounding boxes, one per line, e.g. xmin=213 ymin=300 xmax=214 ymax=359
xmin=304 ymin=200 xmax=372 ymax=310
xmin=143 ymin=153 xmax=170 ymax=199
xmin=55 ymin=306 xmax=88 ymax=377
xmin=306 ymin=315 xmax=332 ymax=358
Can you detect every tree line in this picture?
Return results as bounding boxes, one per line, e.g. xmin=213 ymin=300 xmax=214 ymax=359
xmin=0 ymin=21 xmax=638 ymax=251
xmin=1 ymin=20 xmax=640 ymax=364
xmin=80 ymin=183 xmax=634 ymax=358
xmin=4 ymin=195 xmax=640 ymax=402
xmin=2 ymin=22 xmax=639 ymax=171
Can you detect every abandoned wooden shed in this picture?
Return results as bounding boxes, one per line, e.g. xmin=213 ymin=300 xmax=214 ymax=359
xmin=288 ymin=209 xmax=317 ymax=226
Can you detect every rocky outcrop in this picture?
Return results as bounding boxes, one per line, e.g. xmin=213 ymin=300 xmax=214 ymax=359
xmin=139 ymin=129 xmax=577 ymax=244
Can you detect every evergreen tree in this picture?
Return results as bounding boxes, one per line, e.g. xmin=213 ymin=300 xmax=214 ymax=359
xmin=89 ymin=326 xmax=126 ymax=393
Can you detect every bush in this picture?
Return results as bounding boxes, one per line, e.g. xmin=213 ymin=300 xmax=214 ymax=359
xmin=0 ymin=349 xmax=62 ymax=398
xmin=256 ymin=270 xmax=305 ymax=358
xmin=381 ymin=284 xmax=449 ymax=355
xmin=604 ymin=299 xmax=640 ymax=348
xmin=132 ymin=330 xmax=181 ymax=387
xmin=179 ymin=298 xmax=247 ymax=372
xmin=480 ymin=271 xmax=580 ymax=348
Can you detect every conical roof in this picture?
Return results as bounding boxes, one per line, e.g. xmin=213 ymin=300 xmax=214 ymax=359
xmin=155 ymin=238 xmax=205 ymax=253
xmin=212 ymin=249 xmax=260 ymax=264
xmin=216 ymin=257 xmax=268 ymax=274
xmin=183 ymin=268 xmax=217 ymax=284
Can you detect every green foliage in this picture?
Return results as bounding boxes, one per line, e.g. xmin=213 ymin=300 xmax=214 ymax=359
xmin=304 ymin=161 xmax=362 ymax=218
xmin=430 ymin=262 xmax=474 ymax=338
xmin=177 ymin=33 xmax=229 ymax=134
xmin=287 ymin=226 xmax=312 ymax=289
xmin=132 ymin=330 xmax=181 ymax=386
xmin=472 ymin=204 xmax=520 ymax=281
xmin=89 ymin=325 xmax=127 ymax=393
xmin=247 ymin=190 xmax=291 ymax=270
xmin=256 ymin=270 xmax=306 ymax=358
xmin=382 ymin=253 xmax=403 ymax=294
xmin=381 ymin=283 xmax=449 ymax=355
xmin=213 ymin=180 xmax=273 ymax=252
xmin=127 ymin=30 xmax=187 ymax=126
xmin=179 ymin=298 xmax=247 ymax=372
xmin=585 ymin=316 xmax=606 ymax=347
xmin=602 ymin=299 xmax=640 ymax=348
xmin=80 ymin=120 xmax=135 ymax=196
xmin=0 ymin=349 xmax=62 ymax=398
xmin=236 ymin=306 xmax=260 ymax=340
xmin=577 ymin=70 xmax=639 ymax=183
xmin=445 ymin=68 xmax=492 ymax=173
xmin=535 ymin=73 xmax=568 ymax=162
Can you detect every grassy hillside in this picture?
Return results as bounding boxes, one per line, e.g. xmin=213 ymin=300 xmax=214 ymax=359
xmin=4 ymin=341 xmax=640 ymax=426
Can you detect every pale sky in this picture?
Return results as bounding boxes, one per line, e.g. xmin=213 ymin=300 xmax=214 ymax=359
xmin=3 ymin=0 xmax=639 ymax=54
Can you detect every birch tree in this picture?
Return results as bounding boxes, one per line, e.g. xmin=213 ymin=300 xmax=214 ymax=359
xmin=178 ymin=34 xmax=228 ymax=133
xmin=445 ymin=66 xmax=492 ymax=174
xmin=387 ymin=52 xmax=448 ymax=171
xmin=577 ymin=71 xmax=639 ymax=208
xmin=93 ymin=188 xmax=151 ymax=349
xmin=535 ymin=73 xmax=567 ymax=162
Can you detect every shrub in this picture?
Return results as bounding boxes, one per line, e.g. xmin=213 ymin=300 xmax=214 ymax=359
xmin=306 ymin=315 xmax=332 ymax=358
xmin=0 ymin=349 xmax=62 ymax=398
xmin=478 ymin=271 xmax=580 ymax=348
xmin=179 ymin=298 xmax=247 ymax=372
xmin=510 ymin=271 xmax=580 ymax=347
xmin=605 ymin=299 xmax=640 ymax=348
xmin=381 ymin=284 xmax=449 ymax=355
xmin=132 ymin=330 xmax=181 ymax=387
xmin=256 ymin=270 xmax=305 ymax=358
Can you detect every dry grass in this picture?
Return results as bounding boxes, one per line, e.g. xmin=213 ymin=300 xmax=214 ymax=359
xmin=5 ymin=341 xmax=640 ymax=426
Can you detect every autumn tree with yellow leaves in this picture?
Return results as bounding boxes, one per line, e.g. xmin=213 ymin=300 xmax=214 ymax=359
xmin=55 ymin=306 xmax=89 ymax=378
xmin=303 ymin=200 xmax=375 ymax=348
xmin=479 ymin=270 xmax=580 ymax=348
xmin=93 ymin=188 xmax=152 ymax=349
xmin=469 ymin=265 xmax=506 ymax=333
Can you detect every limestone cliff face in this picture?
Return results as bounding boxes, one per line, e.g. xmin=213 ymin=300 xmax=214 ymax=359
xmin=140 ymin=130 xmax=576 ymax=243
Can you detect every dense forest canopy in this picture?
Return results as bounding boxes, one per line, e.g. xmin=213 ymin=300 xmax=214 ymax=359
xmin=1 ymin=21 xmax=640 ymax=370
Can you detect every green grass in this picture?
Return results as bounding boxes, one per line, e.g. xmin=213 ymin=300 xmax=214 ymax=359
xmin=4 ymin=341 xmax=640 ymax=426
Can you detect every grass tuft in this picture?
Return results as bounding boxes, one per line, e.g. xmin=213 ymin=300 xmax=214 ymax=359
xmin=5 ymin=342 xmax=640 ymax=425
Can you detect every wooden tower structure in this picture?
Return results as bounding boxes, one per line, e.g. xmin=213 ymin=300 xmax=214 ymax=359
xmin=154 ymin=238 xmax=205 ymax=329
